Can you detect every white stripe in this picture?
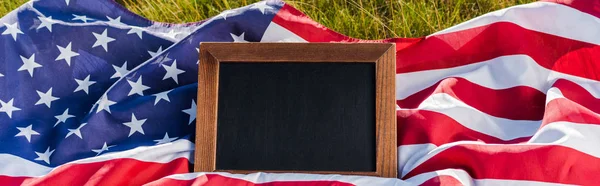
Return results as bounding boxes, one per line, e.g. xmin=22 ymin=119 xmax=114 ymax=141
xmin=0 ymin=154 xmax=51 ymax=177
xmin=261 ymin=22 xmax=308 ymax=42
xmin=529 ymin=121 xmax=600 ymax=158
xmin=402 ymin=93 xmax=541 ymax=140
xmin=164 ymin=172 xmax=410 ymax=186
xmin=71 ymin=139 xmax=193 ymax=164
xmin=405 ymin=168 xmax=575 ymax=186
xmin=545 ymin=78 xmax=600 ymax=104
xmin=163 ymin=169 xmax=574 ymax=186
xmin=0 ymin=139 xmax=193 ymax=177
xmin=401 ymin=121 xmax=600 ymax=177
xmin=403 ymin=168 xmax=474 ymax=186
xmin=396 ymin=55 xmax=600 ymax=100
xmin=429 ymin=2 xmax=600 ymax=46
xmin=545 ymin=87 xmax=565 ymax=105
xmin=473 ymin=179 xmax=576 ymax=186
xmin=397 ymin=144 xmax=437 ymax=174
xmin=399 ymin=141 xmax=485 ymax=177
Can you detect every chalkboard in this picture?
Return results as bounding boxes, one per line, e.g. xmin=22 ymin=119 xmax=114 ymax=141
xmin=196 ymin=43 xmax=397 ymax=178
xmin=216 ymin=62 xmax=376 ymax=172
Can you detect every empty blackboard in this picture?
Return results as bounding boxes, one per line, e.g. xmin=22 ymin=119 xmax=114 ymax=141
xmin=196 ymin=43 xmax=397 ymax=177
xmin=216 ymin=62 xmax=376 ymax=172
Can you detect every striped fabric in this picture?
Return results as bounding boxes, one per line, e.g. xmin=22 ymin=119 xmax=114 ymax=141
xmin=1 ymin=0 xmax=597 ymax=185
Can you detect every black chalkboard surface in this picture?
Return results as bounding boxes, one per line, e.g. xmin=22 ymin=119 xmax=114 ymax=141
xmin=216 ymin=62 xmax=376 ymax=172
xmin=196 ymin=43 xmax=397 ymax=178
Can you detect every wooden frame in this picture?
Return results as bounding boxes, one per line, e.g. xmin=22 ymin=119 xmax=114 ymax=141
xmin=195 ymin=42 xmax=397 ymax=178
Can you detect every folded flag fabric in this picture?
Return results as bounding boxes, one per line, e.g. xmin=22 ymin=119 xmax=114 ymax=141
xmin=0 ymin=0 xmax=598 ymax=185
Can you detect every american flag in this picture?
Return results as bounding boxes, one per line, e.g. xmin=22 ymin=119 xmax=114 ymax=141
xmin=0 ymin=0 xmax=597 ymax=185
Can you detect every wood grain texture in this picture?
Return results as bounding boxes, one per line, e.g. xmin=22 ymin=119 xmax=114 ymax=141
xmin=195 ymin=42 xmax=397 ymax=178
xmin=376 ymin=44 xmax=397 ymax=178
xmin=195 ymin=47 xmax=219 ymax=172
xmin=200 ymin=43 xmax=393 ymax=62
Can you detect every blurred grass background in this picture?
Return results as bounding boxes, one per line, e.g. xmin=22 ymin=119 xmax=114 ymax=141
xmin=2 ymin=0 xmax=534 ymax=39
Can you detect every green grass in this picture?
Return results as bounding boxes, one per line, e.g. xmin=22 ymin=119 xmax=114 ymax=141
xmin=2 ymin=0 xmax=534 ymax=39
xmin=1 ymin=1 xmax=25 ymax=17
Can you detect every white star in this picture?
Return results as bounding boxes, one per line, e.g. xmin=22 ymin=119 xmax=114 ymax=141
xmin=72 ymin=14 xmax=94 ymax=23
xmin=251 ymin=1 xmax=274 ymax=14
xmin=92 ymin=29 xmax=115 ymax=52
xmin=216 ymin=9 xmax=236 ymax=20
xmin=35 ymin=147 xmax=55 ymax=164
xmin=106 ymin=16 xmax=123 ymax=25
xmin=182 ymin=100 xmax=196 ymax=125
xmin=123 ymin=113 xmax=147 ymax=137
xmin=162 ymin=60 xmax=185 ymax=84
xmin=148 ymin=46 xmax=164 ymax=58
xmin=127 ymin=76 xmax=150 ymax=96
xmin=153 ymin=90 xmax=171 ymax=105
xmin=162 ymin=29 xmax=180 ymax=40
xmin=91 ymin=142 xmax=114 ymax=156
xmin=18 ymin=54 xmax=42 ymax=77
xmin=74 ymin=75 xmax=96 ymax=94
xmin=35 ymin=88 xmax=59 ymax=108
xmin=127 ymin=26 xmax=144 ymax=39
xmin=230 ymin=32 xmax=248 ymax=42
xmin=111 ymin=61 xmax=129 ymax=79
xmin=56 ymin=42 xmax=79 ymax=66
xmin=2 ymin=22 xmax=23 ymax=41
xmin=37 ymin=16 xmax=57 ymax=32
xmin=96 ymin=95 xmax=116 ymax=113
xmin=154 ymin=133 xmax=177 ymax=145
xmin=65 ymin=0 xmax=70 ymax=5
xmin=54 ymin=108 xmax=75 ymax=127
xmin=66 ymin=123 xmax=87 ymax=139
xmin=0 ymin=99 xmax=20 ymax=118
xmin=15 ymin=125 xmax=40 ymax=142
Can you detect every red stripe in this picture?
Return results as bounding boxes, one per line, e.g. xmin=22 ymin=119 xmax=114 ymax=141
xmin=553 ymin=79 xmax=600 ymax=113
xmin=418 ymin=175 xmax=464 ymax=186
xmin=0 ymin=158 xmax=189 ymax=186
xmin=542 ymin=98 xmax=600 ymax=127
xmin=398 ymin=110 xmax=529 ymax=146
xmin=145 ymin=174 xmax=355 ymax=186
xmin=402 ymin=144 xmax=599 ymax=185
xmin=272 ymin=4 xmax=422 ymax=50
xmin=397 ymin=77 xmax=546 ymax=120
xmin=539 ymin=79 xmax=600 ymax=126
xmin=272 ymin=4 xmax=355 ymax=42
xmin=395 ymin=21 xmax=600 ymax=82
xmin=542 ymin=0 xmax=600 ymax=19
xmin=275 ymin=2 xmax=600 ymax=84
xmin=0 ymin=177 xmax=26 ymax=186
